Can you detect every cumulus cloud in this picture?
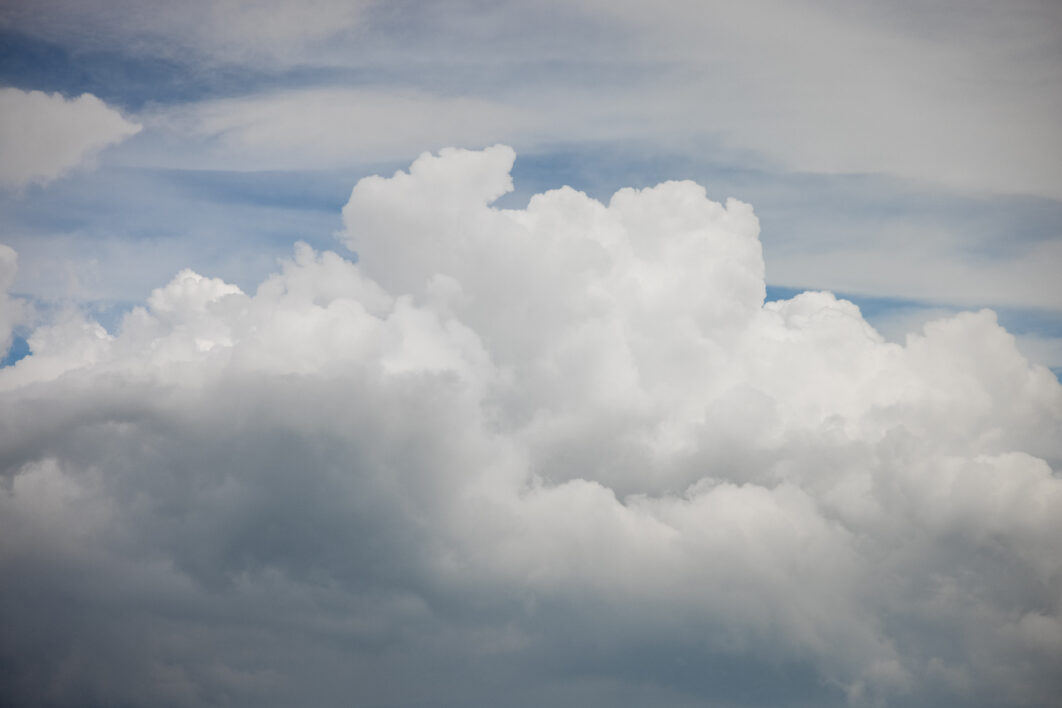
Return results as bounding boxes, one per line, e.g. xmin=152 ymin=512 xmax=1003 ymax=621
xmin=0 ymin=88 xmax=141 ymax=189
xmin=1 ymin=146 xmax=1060 ymax=707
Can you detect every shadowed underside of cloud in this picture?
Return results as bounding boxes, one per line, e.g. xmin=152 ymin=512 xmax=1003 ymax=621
xmin=1 ymin=146 xmax=1060 ymax=707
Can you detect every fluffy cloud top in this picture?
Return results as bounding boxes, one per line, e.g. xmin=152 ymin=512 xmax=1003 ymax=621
xmin=1 ymin=146 xmax=1060 ymax=707
xmin=0 ymin=89 xmax=141 ymax=188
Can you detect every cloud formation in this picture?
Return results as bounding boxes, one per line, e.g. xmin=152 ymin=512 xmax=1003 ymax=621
xmin=0 ymin=89 xmax=141 ymax=189
xmin=1 ymin=146 xmax=1060 ymax=707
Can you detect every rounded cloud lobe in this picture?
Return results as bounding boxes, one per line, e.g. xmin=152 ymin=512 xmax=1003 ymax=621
xmin=1 ymin=146 xmax=1060 ymax=707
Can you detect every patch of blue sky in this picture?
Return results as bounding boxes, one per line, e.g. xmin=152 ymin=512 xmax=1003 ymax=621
xmin=0 ymin=165 xmax=351 ymax=306
xmin=0 ymin=29 xmax=357 ymax=110
xmin=0 ymin=9 xmax=638 ymax=113
xmin=1 ymin=333 xmax=30 ymax=368
xmin=1 ymin=165 xmax=348 ymax=238
xmin=146 ymin=167 xmax=364 ymax=213
xmin=508 ymin=143 xmax=1062 ymax=254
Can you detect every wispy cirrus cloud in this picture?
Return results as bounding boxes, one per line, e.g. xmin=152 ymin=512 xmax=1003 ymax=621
xmin=3 ymin=0 xmax=1058 ymax=361
xmin=9 ymin=1 xmax=1060 ymax=197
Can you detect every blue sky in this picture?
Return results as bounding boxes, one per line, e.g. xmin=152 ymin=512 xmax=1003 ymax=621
xmin=2 ymin=3 xmax=1062 ymax=707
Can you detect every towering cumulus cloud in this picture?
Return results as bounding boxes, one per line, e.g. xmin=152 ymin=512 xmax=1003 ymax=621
xmin=1 ymin=146 xmax=1060 ymax=707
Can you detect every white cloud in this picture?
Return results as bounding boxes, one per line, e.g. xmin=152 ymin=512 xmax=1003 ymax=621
xmin=866 ymin=304 xmax=1062 ymax=373
xmin=0 ymin=89 xmax=141 ymax=189
xmin=1 ymin=147 xmax=1060 ymax=707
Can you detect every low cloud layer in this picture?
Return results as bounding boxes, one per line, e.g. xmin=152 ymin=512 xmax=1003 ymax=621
xmin=0 ymin=88 xmax=141 ymax=189
xmin=1 ymin=146 xmax=1060 ymax=707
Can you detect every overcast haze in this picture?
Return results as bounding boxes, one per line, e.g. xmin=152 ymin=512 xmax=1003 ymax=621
xmin=1 ymin=2 xmax=1061 ymax=707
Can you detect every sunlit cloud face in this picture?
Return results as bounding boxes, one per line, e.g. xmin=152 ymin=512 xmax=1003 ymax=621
xmin=1 ymin=147 xmax=1059 ymax=707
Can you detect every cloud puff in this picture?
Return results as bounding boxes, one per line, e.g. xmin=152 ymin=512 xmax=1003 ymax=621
xmin=1 ymin=146 xmax=1060 ymax=707
xmin=0 ymin=89 xmax=141 ymax=189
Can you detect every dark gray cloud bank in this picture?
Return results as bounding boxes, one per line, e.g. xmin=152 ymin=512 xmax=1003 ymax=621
xmin=1 ymin=147 xmax=1061 ymax=707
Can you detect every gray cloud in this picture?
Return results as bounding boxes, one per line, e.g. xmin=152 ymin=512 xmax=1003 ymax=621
xmin=1 ymin=146 xmax=1060 ymax=707
xmin=0 ymin=88 xmax=141 ymax=189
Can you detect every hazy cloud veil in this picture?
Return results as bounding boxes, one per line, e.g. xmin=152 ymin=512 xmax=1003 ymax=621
xmin=1 ymin=146 xmax=1060 ymax=707
xmin=0 ymin=88 xmax=141 ymax=189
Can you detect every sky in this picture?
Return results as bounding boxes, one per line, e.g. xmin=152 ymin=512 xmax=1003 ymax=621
xmin=0 ymin=1 xmax=1061 ymax=707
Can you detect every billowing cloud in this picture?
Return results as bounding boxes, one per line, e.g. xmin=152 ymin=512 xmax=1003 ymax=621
xmin=1 ymin=146 xmax=1060 ymax=707
xmin=0 ymin=89 xmax=141 ymax=189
